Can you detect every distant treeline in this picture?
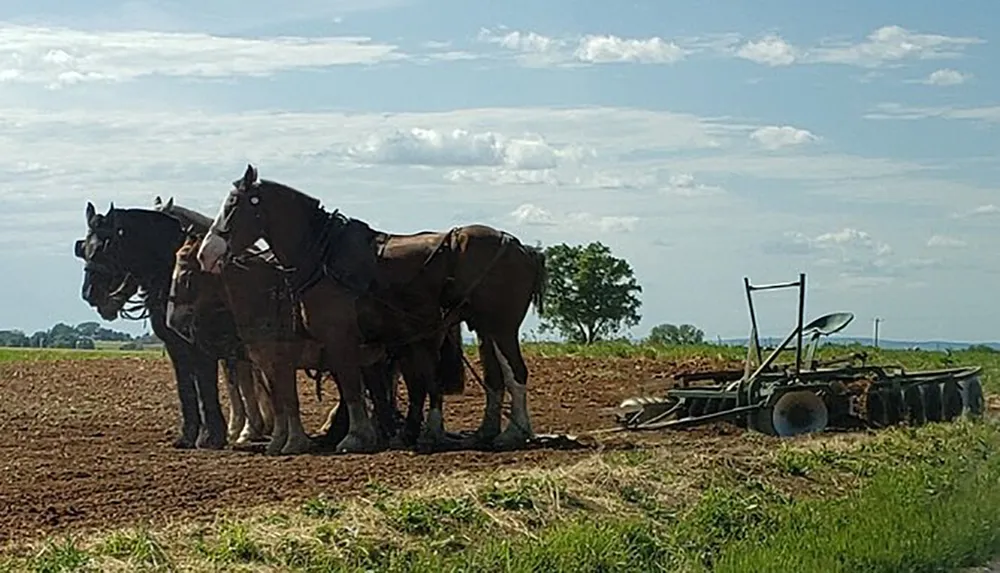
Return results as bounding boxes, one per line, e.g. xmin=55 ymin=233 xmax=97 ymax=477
xmin=0 ymin=322 xmax=161 ymax=350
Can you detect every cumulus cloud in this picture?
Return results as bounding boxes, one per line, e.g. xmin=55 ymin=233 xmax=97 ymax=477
xmin=921 ymin=68 xmax=972 ymax=86
xmin=736 ymin=35 xmax=798 ymax=66
xmin=765 ymin=228 xmax=895 ymax=277
xmin=0 ymin=23 xmax=403 ymax=88
xmin=346 ymin=128 xmax=589 ymax=170
xmin=509 ymin=203 xmax=638 ymax=233
xmin=574 ymin=35 xmax=686 ymax=64
xmin=749 ymin=126 xmax=818 ymax=150
xmin=477 ymin=27 xmax=686 ymax=66
xmin=927 ymin=235 xmax=967 ymax=248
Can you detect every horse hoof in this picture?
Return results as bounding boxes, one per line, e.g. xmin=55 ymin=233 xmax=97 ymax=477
xmin=280 ymin=437 xmax=315 ymax=456
xmin=172 ymin=437 xmax=197 ymax=449
xmin=196 ymin=432 xmax=227 ymax=450
xmin=335 ymin=433 xmax=379 ymax=454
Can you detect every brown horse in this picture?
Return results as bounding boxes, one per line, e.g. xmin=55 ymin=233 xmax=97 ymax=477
xmin=196 ymin=165 xmax=546 ymax=453
xmin=168 ymin=229 xmax=467 ymax=454
xmin=155 ymin=196 xmax=468 ymax=451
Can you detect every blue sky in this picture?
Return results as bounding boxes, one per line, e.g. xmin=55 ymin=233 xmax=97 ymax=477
xmin=0 ymin=0 xmax=998 ymax=342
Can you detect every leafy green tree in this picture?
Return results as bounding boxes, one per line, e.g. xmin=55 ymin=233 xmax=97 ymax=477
xmin=539 ymin=241 xmax=642 ymax=344
xmin=647 ymin=323 xmax=705 ymax=346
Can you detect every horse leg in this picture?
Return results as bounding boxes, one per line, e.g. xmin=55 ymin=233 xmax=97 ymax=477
xmin=194 ymin=355 xmax=228 ymax=450
xmin=397 ymin=356 xmax=427 ymax=447
xmin=470 ymin=333 xmax=505 ymax=446
xmin=253 ymin=366 xmax=275 ymax=436
xmin=221 ymin=359 xmax=246 ymax=442
xmin=253 ymin=355 xmax=290 ymax=456
xmin=401 ymin=342 xmax=450 ymax=453
xmin=235 ymin=360 xmax=267 ymax=444
xmin=277 ymin=348 xmax=314 ymax=455
xmin=303 ymin=293 xmax=379 ymax=454
xmin=491 ymin=336 xmax=534 ymax=450
xmin=362 ymin=361 xmax=397 ymax=447
xmin=163 ymin=342 xmax=201 ymax=449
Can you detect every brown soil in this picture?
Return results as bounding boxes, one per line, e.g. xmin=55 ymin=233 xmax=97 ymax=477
xmin=0 ymin=354 xmax=746 ymax=545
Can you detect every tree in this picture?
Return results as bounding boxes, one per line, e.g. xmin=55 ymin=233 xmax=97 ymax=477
xmin=539 ymin=241 xmax=642 ymax=344
xmin=647 ymin=323 xmax=705 ymax=346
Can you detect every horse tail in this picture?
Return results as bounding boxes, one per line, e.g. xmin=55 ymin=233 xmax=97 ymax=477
xmin=438 ymin=322 xmax=467 ymax=395
xmin=525 ymin=243 xmax=547 ymax=315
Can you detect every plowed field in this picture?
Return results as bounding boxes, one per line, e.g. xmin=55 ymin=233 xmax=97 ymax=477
xmin=0 ymin=353 xmax=750 ymax=545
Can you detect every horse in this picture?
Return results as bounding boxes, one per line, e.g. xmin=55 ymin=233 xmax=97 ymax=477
xmin=196 ymin=164 xmax=547 ymax=453
xmin=75 ymin=201 xmax=239 ymax=449
xmin=154 ymin=197 xmax=465 ymax=454
xmin=149 ymin=197 xmax=279 ymax=445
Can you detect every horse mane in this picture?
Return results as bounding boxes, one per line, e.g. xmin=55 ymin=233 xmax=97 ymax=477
xmin=258 ymin=178 xmax=323 ymax=213
xmin=160 ymin=203 xmax=214 ymax=233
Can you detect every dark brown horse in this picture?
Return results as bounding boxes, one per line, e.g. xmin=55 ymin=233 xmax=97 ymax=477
xmin=74 ymin=202 xmax=235 ymax=449
xmin=196 ymin=165 xmax=546 ymax=453
xmin=156 ymin=197 xmax=467 ymax=453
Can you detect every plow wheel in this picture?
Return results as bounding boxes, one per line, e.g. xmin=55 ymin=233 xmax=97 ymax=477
xmin=960 ymin=377 xmax=985 ymax=418
xmin=921 ymin=383 xmax=943 ymax=423
xmin=941 ymin=380 xmax=963 ymax=421
xmin=902 ymin=385 xmax=926 ymax=426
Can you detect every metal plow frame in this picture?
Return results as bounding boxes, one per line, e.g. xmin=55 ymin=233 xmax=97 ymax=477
xmin=616 ymin=273 xmax=986 ymax=437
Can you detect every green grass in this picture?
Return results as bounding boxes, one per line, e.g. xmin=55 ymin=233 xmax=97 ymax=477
xmin=0 ymin=346 xmax=161 ymax=363
xmin=5 ymin=420 xmax=1000 ymax=572
xmin=2 ymin=343 xmax=1000 ymax=571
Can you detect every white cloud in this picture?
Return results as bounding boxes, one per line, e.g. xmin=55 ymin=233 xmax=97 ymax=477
xmin=346 ymin=128 xmax=589 ymax=170
xmin=574 ymin=35 xmax=686 ymax=64
xmin=749 ymin=126 xmax=818 ymax=150
xmin=865 ymin=103 xmax=1000 ymax=124
xmin=809 ymin=25 xmax=984 ymax=68
xmin=509 ymin=203 xmax=638 ymax=233
xmin=477 ymin=28 xmax=686 ymax=66
xmin=952 ymin=204 xmax=1000 ymax=219
xmin=765 ymin=228 xmax=894 ymax=272
xmin=510 ymin=203 xmax=557 ymax=226
xmin=729 ymin=26 xmax=984 ymax=70
xmin=0 ymin=24 xmax=403 ymax=88
xmin=927 ymin=235 xmax=967 ymax=248
xmin=921 ymin=68 xmax=972 ymax=86
xmin=444 ymin=167 xmax=562 ymax=186
xmin=661 ymin=173 xmax=725 ymax=197
xmin=736 ymin=35 xmax=798 ymax=66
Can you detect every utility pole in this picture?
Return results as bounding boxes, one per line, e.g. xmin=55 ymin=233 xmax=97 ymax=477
xmin=873 ymin=317 xmax=882 ymax=349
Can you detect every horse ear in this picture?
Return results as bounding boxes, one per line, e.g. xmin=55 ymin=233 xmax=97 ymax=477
xmin=243 ymin=163 xmax=258 ymax=187
xmin=165 ymin=197 xmax=174 ymax=210
xmin=85 ymin=201 xmax=96 ymax=222
xmin=108 ymin=201 xmax=115 ymax=213
xmin=153 ymin=196 xmax=162 ymax=208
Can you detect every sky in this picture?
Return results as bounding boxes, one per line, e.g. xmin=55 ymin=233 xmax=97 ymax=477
xmin=0 ymin=0 xmax=998 ymax=343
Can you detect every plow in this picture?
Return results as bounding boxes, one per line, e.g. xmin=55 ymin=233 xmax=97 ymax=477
xmin=616 ymin=273 xmax=986 ymax=437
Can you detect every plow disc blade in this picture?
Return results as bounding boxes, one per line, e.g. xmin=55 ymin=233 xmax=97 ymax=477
xmin=770 ymin=390 xmax=829 ymax=437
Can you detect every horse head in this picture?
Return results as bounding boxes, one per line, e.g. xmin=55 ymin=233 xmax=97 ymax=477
xmin=74 ymin=201 xmax=185 ymax=321
xmin=197 ymin=164 xmax=319 ymax=275
xmin=166 ymin=232 xmax=221 ymax=343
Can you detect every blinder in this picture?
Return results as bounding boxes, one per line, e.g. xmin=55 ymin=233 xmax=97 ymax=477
xmin=73 ymin=239 xmax=85 ymax=259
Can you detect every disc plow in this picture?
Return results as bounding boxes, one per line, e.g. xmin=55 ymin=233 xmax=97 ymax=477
xmin=616 ymin=273 xmax=986 ymax=437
